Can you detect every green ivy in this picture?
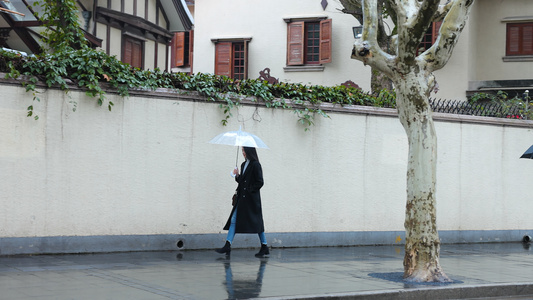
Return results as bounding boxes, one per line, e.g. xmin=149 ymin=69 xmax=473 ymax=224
xmin=469 ymin=91 xmax=532 ymax=120
xmin=32 ymin=0 xmax=88 ymax=51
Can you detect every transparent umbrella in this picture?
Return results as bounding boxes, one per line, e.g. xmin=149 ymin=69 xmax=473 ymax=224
xmin=209 ymin=126 xmax=269 ymax=166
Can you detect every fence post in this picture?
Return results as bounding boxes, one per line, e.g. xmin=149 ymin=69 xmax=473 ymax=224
xmin=524 ymin=90 xmax=530 ymax=120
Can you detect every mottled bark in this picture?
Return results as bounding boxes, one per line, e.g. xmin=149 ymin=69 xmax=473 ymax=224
xmin=345 ymin=0 xmax=475 ymax=282
xmin=341 ymin=0 xmax=394 ymax=93
xmin=394 ymin=71 xmax=449 ymax=282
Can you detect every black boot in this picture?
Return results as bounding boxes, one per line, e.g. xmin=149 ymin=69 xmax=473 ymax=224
xmin=255 ymin=244 xmax=270 ymax=258
xmin=215 ymin=241 xmax=231 ymax=255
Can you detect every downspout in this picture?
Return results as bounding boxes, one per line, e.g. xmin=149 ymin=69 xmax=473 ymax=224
xmin=92 ymin=0 xmax=97 ymax=36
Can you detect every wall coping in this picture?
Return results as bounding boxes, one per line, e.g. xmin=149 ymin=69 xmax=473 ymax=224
xmin=1 ymin=73 xmax=532 ymax=129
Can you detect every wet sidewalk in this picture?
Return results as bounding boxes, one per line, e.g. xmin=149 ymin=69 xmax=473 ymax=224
xmin=1 ymin=243 xmax=533 ymax=300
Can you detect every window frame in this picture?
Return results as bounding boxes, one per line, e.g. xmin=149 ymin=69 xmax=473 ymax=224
xmin=211 ymin=38 xmax=251 ymax=80
xmin=122 ymin=34 xmax=144 ymax=69
xmin=417 ymin=21 xmax=441 ymax=55
xmin=502 ymin=17 xmax=533 ymax=62
xmin=284 ymin=16 xmax=332 ymax=71
xmin=506 ymin=22 xmax=533 ymax=56
xmin=171 ymin=31 xmax=193 ymax=68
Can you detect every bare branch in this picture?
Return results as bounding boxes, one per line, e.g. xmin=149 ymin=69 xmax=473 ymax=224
xmin=339 ymin=0 xmax=363 ymax=23
xmin=385 ymin=0 xmax=398 ymax=20
xmin=435 ymin=0 xmax=454 ymax=21
xmin=351 ymin=0 xmax=394 ymax=76
xmin=396 ymin=0 xmax=440 ymax=64
xmin=423 ymin=0 xmax=474 ymax=72
xmin=342 ymin=0 xmax=394 ymax=51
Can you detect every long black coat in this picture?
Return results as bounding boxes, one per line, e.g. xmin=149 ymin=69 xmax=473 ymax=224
xmin=223 ymin=160 xmax=265 ymax=233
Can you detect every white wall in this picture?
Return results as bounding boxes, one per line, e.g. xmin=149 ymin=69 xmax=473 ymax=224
xmin=1 ymin=81 xmax=532 ymax=249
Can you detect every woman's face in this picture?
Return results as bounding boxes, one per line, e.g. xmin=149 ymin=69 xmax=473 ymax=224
xmin=242 ymin=148 xmax=247 ymax=160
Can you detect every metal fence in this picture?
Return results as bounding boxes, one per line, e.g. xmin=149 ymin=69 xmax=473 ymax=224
xmin=365 ymin=91 xmax=526 ymax=119
xmin=429 ymin=98 xmax=524 ymax=119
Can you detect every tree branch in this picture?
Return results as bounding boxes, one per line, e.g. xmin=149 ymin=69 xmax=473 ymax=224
xmin=351 ymin=0 xmax=394 ymax=76
xmin=384 ymin=0 xmax=398 ymax=21
xmin=396 ymin=0 xmax=440 ymax=64
xmin=435 ymin=0 xmax=453 ymax=21
xmin=423 ymin=0 xmax=474 ymax=72
xmin=339 ymin=0 xmax=363 ymax=23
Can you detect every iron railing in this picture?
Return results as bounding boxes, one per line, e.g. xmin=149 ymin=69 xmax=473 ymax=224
xmin=429 ymin=98 xmax=524 ymax=119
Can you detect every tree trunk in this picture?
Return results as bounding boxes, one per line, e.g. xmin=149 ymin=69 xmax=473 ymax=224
xmin=394 ymin=71 xmax=450 ymax=283
xmin=371 ymin=67 xmax=393 ymax=93
xmin=346 ymin=0 xmax=475 ymax=283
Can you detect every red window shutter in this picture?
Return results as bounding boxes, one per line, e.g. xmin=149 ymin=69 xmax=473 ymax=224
xmin=215 ymin=42 xmax=232 ymax=77
xmin=123 ymin=37 xmax=143 ymax=68
xmin=507 ymin=24 xmax=521 ymax=55
xmin=432 ymin=21 xmax=442 ymax=44
xmin=132 ymin=42 xmax=142 ymax=68
xmin=319 ymin=19 xmax=332 ymax=64
xmin=172 ymin=32 xmax=186 ymax=67
xmin=124 ymin=39 xmax=132 ymax=64
xmin=523 ymin=24 xmax=533 ymax=54
xmin=189 ymin=30 xmax=194 ymax=73
xmin=287 ymin=21 xmax=304 ymax=65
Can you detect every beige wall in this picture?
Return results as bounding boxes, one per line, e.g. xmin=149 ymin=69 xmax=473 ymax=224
xmin=147 ymin=0 xmax=158 ymax=24
xmin=471 ymin=0 xmax=533 ymax=82
xmin=145 ymin=40 xmax=155 ymax=70
xmin=95 ymin=23 xmax=107 ymax=52
xmin=124 ymin=1 xmax=134 ymax=15
xmin=108 ymin=27 xmax=122 ymax=58
xmin=0 ymin=82 xmax=532 ymax=244
xmin=110 ymin=0 xmax=120 ymax=11
xmin=158 ymin=42 xmax=167 ymax=70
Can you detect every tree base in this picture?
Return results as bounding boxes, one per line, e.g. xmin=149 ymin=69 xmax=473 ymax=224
xmin=403 ymin=268 xmax=452 ymax=283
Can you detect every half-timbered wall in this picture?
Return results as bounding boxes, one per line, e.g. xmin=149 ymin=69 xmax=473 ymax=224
xmin=93 ymin=0 xmax=171 ymax=70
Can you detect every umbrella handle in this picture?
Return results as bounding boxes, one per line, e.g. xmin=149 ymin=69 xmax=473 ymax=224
xmin=235 ymin=146 xmax=239 ymax=167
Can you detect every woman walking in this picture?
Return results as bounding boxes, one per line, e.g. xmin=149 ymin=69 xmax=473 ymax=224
xmin=216 ymin=146 xmax=269 ymax=258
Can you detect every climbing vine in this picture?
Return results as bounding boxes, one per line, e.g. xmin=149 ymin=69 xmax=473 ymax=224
xmin=469 ymin=90 xmax=532 ymax=120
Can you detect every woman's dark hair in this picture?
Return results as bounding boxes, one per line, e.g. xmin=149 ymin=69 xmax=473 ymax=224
xmin=243 ymin=146 xmax=259 ymax=162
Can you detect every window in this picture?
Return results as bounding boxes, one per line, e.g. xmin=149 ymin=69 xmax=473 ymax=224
xmin=286 ymin=18 xmax=332 ymax=66
xmin=305 ymin=22 xmax=320 ymax=64
xmin=123 ymin=36 xmax=143 ymax=69
xmin=417 ymin=21 xmax=442 ymax=55
xmin=506 ymin=23 xmax=533 ymax=56
xmin=171 ymin=31 xmax=193 ymax=68
xmin=232 ymin=42 xmax=246 ymax=79
xmin=213 ymin=39 xmax=250 ymax=80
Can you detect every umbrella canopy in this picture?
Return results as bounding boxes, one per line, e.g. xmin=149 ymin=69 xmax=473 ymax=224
xmin=209 ymin=127 xmax=269 ymax=149
xmin=520 ymin=145 xmax=533 ymax=159
xmin=209 ymin=127 xmax=269 ymax=167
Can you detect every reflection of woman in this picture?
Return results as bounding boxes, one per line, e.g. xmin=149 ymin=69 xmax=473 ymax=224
xmin=216 ymin=146 xmax=269 ymax=258
xmin=223 ymin=259 xmax=267 ymax=299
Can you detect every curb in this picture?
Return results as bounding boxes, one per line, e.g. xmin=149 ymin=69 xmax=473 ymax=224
xmin=259 ymin=283 xmax=533 ymax=300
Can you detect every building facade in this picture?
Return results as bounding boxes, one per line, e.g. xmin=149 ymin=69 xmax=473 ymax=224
xmin=0 ymin=0 xmax=193 ymax=71
xmin=185 ymin=0 xmax=532 ymax=101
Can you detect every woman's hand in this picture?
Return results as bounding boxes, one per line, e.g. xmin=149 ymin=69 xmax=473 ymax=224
xmin=233 ymin=167 xmax=239 ymax=176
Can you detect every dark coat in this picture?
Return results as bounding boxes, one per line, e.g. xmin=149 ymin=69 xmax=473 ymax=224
xmin=223 ymin=160 xmax=265 ymax=233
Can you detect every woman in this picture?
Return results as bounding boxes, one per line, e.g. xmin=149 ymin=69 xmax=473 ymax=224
xmin=216 ymin=146 xmax=269 ymax=258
